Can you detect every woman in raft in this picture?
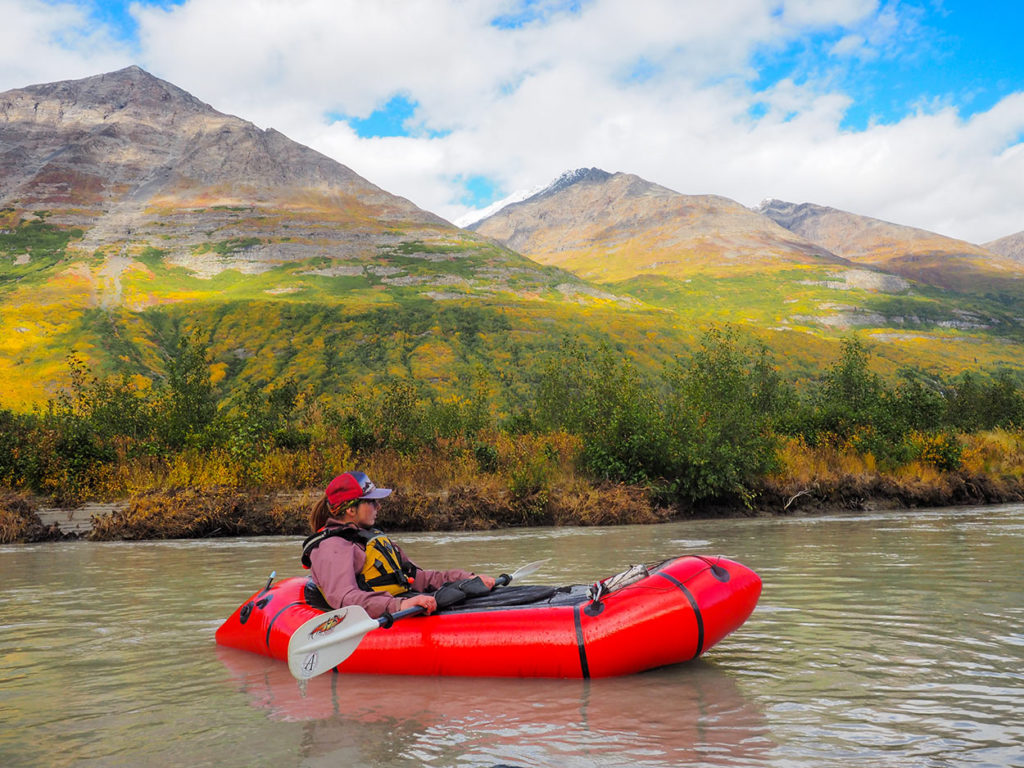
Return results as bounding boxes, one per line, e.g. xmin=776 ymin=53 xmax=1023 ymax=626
xmin=302 ymin=471 xmax=496 ymax=618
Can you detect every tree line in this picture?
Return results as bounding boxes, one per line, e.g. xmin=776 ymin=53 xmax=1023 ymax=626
xmin=1 ymin=327 xmax=1022 ymax=505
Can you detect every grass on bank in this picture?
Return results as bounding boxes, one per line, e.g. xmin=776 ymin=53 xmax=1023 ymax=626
xmin=3 ymin=428 xmax=1023 ymax=544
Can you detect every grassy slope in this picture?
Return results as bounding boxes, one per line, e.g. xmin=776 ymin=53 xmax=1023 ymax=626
xmin=1 ymin=216 xmax=677 ymax=407
xmin=4 ymin=211 xmax=1024 ymax=411
xmin=610 ymin=266 xmax=1024 ymax=378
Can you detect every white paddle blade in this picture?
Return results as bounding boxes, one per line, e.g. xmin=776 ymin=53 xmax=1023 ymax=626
xmin=287 ymin=606 xmax=380 ymax=680
xmin=509 ymin=559 xmax=548 ymax=582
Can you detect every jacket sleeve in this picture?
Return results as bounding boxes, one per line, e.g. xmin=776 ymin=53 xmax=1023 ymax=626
xmin=309 ymin=536 xmax=404 ymax=619
xmin=398 ymin=544 xmax=476 ymax=592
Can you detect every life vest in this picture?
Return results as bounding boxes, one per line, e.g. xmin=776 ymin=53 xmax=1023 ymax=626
xmin=301 ymin=526 xmax=418 ymax=596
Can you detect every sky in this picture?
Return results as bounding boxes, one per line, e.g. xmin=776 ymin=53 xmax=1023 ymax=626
xmin=1 ymin=0 xmax=1022 ymax=243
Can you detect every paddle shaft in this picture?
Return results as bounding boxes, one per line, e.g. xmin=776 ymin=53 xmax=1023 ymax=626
xmin=383 ymin=572 xmax=511 ymax=623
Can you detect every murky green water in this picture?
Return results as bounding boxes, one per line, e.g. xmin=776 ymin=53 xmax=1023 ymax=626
xmin=2 ymin=504 xmax=1022 ymax=767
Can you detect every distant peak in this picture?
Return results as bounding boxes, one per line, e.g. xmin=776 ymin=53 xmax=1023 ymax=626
xmin=460 ymin=168 xmax=615 ymax=229
xmin=12 ymin=65 xmax=215 ymax=116
xmin=756 ymin=198 xmax=796 ymax=213
xmin=757 ymin=198 xmax=832 ymax=214
xmin=540 ymin=168 xmax=612 ymax=197
xmin=110 ymin=64 xmax=150 ymax=77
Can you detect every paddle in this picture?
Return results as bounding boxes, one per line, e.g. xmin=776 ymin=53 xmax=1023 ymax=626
xmin=287 ymin=559 xmax=548 ymax=680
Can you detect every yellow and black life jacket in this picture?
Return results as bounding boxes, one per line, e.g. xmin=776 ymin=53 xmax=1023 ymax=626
xmin=301 ymin=526 xmax=418 ymax=596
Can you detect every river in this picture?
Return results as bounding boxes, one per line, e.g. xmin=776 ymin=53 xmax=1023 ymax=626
xmin=2 ymin=504 xmax=1022 ymax=767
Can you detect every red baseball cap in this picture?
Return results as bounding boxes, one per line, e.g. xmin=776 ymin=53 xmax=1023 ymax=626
xmin=326 ymin=471 xmax=392 ymax=506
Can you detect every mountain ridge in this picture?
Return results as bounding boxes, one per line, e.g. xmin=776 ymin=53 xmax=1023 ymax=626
xmin=755 ymin=198 xmax=1023 ymax=292
xmin=469 ymin=168 xmax=846 ymax=281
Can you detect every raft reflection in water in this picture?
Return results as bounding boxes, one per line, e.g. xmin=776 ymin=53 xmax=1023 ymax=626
xmin=217 ymin=647 xmax=771 ymax=766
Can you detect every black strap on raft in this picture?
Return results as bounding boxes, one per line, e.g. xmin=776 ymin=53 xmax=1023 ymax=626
xmin=239 ymin=570 xmax=277 ymax=625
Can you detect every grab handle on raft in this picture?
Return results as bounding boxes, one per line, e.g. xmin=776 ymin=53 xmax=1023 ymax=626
xmin=287 ymin=559 xmax=548 ymax=680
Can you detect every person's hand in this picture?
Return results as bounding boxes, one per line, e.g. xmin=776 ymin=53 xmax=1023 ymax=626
xmin=477 ymin=575 xmax=497 ymax=590
xmin=401 ymin=594 xmax=437 ymax=614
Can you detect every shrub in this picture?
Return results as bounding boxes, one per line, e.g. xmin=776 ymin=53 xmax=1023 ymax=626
xmin=535 ymin=339 xmax=668 ymax=484
xmin=473 ymin=442 xmax=500 ymax=473
xmin=663 ymin=327 xmax=779 ymax=503
xmin=156 ymin=331 xmax=218 ymax=449
xmin=914 ymin=431 xmax=964 ymax=472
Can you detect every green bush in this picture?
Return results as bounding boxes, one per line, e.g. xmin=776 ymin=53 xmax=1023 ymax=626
xmin=535 ymin=340 xmax=668 ymax=484
xmin=157 ymin=332 xmax=217 ymax=449
xmin=946 ymin=369 xmax=1024 ymax=431
xmin=0 ymin=409 xmax=32 ymax=489
xmin=473 ymin=443 xmax=500 ymax=473
xmin=534 ymin=329 xmax=779 ymax=504
xmin=663 ymin=327 xmax=779 ymax=503
xmin=804 ymin=337 xmax=914 ymax=465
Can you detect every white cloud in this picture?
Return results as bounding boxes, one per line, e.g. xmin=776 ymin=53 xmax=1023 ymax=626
xmin=0 ymin=0 xmax=131 ymax=90
xmin=830 ymin=33 xmax=869 ymax=58
xmin=1 ymin=0 xmax=1022 ymax=243
xmin=780 ymin=0 xmax=878 ymax=27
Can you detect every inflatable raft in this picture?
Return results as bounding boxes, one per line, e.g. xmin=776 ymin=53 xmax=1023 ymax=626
xmin=215 ymin=555 xmax=761 ymax=679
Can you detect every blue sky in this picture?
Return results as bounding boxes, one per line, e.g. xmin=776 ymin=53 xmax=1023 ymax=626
xmin=764 ymin=0 xmax=1024 ymax=131
xmin=5 ymin=0 xmax=1024 ymax=240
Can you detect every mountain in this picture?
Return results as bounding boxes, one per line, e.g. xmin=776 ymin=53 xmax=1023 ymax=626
xmin=0 ymin=69 xmax=653 ymax=407
xmin=984 ymin=231 xmax=1024 ymax=263
xmin=471 ymin=169 xmax=1024 ymax=374
xmin=3 ymin=69 xmax=1022 ymax=409
xmin=756 ymin=200 xmax=1024 ymax=293
xmin=1 ymin=65 xmax=481 ymax=274
xmin=471 ymin=168 xmax=846 ymax=282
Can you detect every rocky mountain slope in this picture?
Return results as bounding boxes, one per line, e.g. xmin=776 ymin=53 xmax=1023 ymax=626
xmin=1 ymin=67 xmax=455 ymax=269
xmin=984 ymin=231 xmax=1024 ymax=263
xmin=756 ymin=200 xmax=1024 ymax=293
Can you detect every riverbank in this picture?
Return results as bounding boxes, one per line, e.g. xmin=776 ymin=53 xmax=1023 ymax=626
xmin=4 ymin=464 xmax=1022 ymax=544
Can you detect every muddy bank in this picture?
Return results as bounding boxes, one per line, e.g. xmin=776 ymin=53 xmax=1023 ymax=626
xmin=0 ymin=492 xmax=66 ymax=543
xmin=2 ymin=482 xmax=667 ymax=543
xmin=757 ymin=470 xmax=1024 ymax=515
xmin=3 ymin=471 xmax=1023 ymax=544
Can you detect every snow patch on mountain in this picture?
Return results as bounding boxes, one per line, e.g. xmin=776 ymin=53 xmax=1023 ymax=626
xmin=457 ymin=168 xmax=613 ymax=228
xmin=455 ymin=184 xmax=545 ymax=228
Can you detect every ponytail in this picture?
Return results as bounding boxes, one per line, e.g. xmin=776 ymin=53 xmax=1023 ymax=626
xmin=310 ymin=493 xmax=358 ymax=531
xmin=309 ymin=494 xmax=332 ymax=532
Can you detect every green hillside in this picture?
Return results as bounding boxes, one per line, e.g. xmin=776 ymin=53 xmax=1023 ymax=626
xmin=0 ymin=214 xmax=671 ymax=408
xmin=612 ymin=269 xmax=1024 ymax=379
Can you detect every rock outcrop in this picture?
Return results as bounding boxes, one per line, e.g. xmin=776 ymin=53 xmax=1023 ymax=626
xmin=984 ymin=231 xmax=1024 ymax=263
